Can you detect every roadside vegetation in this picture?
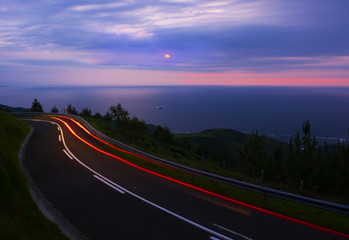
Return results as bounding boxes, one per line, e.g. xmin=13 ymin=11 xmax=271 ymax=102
xmin=61 ymin=102 xmax=349 ymax=205
xmin=62 ymin=102 xmax=349 ymax=234
xmin=4 ymin=98 xmax=349 ymax=234
xmin=0 ymin=110 xmax=67 ymax=239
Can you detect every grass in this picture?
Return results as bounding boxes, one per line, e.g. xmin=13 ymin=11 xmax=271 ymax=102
xmin=6 ymin=113 xmax=349 ymax=236
xmin=104 ymin=143 xmax=349 ymax=235
xmin=80 ymin=116 xmax=349 ymax=235
xmin=0 ymin=110 xmax=68 ymax=240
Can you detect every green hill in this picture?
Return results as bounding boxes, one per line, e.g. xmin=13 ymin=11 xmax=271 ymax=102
xmin=0 ymin=110 xmax=67 ymax=239
xmin=176 ymin=128 xmax=286 ymax=164
xmin=0 ymin=103 xmax=30 ymax=112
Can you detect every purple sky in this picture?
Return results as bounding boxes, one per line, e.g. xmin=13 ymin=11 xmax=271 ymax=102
xmin=1 ymin=0 xmax=349 ymax=86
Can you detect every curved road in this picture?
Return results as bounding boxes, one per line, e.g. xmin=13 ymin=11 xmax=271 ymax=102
xmin=23 ymin=116 xmax=348 ymax=240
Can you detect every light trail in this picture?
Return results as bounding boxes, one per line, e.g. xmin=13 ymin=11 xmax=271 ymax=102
xmin=63 ymin=149 xmax=73 ymax=159
xmin=49 ymin=118 xmax=232 ymax=240
xmin=59 ymin=116 xmax=164 ymax=166
xmin=51 ymin=116 xmax=349 ymax=239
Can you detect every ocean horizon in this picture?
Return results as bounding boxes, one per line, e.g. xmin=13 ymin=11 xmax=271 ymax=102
xmin=1 ymin=85 xmax=349 ymax=144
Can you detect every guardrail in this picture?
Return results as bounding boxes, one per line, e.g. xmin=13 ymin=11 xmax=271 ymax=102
xmin=15 ymin=112 xmax=349 ymax=215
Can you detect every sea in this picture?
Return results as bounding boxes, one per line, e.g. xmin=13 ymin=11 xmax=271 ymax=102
xmin=1 ymin=85 xmax=349 ymax=145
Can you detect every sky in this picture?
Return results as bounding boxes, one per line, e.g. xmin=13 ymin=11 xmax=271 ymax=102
xmin=1 ymin=0 xmax=349 ymax=86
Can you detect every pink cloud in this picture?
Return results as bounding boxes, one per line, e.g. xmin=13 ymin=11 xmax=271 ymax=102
xmin=2 ymin=64 xmax=349 ymax=87
xmin=180 ymin=70 xmax=349 ymax=86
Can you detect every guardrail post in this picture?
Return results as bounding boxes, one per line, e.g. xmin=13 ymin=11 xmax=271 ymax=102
xmin=263 ymin=191 xmax=268 ymax=203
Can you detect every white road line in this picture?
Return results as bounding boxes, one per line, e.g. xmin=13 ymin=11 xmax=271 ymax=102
xmin=57 ymin=127 xmax=60 ymax=131
xmin=93 ymin=174 xmax=125 ymax=192
xmin=63 ymin=149 xmax=73 ymax=159
xmin=34 ymin=119 xmax=233 ymax=240
xmin=59 ymin=135 xmax=61 ymax=142
xmin=93 ymin=175 xmax=125 ymax=194
xmin=113 ymin=182 xmax=233 ymax=240
xmin=213 ymin=223 xmax=253 ymax=240
xmin=210 ymin=236 xmax=221 ymax=240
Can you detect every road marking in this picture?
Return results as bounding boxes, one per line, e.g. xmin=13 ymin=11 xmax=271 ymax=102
xmin=63 ymin=149 xmax=73 ymax=159
xmin=213 ymin=223 xmax=253 ymax=240
xmin=24 ymin=118 xmax=349 ymax=239
xmin=189 ymin=192 xmax=250 ymax=216
xmin=59 ymin=135 xmax=61 ymax=142
xmin=51 ymin=118 xmax=233 ymax=240
xmin=93 ymin=175 xmax=125 ymax=194
xmin=210 ymin=236 xmax=222 ymax=240
xmin=113 ymin=182 xmax=233 ymax=240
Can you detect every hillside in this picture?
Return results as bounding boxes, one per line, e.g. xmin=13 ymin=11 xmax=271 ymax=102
xmin=176 ymin=128 xmax=287 ymax=165
xmin=0 ymin=110 xmax=67 ymax=239
xmin=0 ymin=103 xmax=30 ymax=112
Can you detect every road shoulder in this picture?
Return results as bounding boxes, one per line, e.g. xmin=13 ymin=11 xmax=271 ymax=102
xmin=18 ymin=123 xmax=88 ymax=240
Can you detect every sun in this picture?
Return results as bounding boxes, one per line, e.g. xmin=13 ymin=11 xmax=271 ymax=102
xmin=164 ymin=53 xmax=171 ymax=59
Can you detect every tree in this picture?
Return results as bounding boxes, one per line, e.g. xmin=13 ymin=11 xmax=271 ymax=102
xmin=80 ymin=107 xmax=92 ymax=117
xmin=153 ymin=126 xmax=176 ymax=145
xmin=94 ymin=112 xmax=103 ymax=119
xmin=311 ymin=142 xmax=335 ymax=196
xmin=121 ymin=117 xmax=148 ymax=141
xmin=286 ymin=120 xmax=318 ymax=192
xmin=332 ymin=141 xmax=349 ymax=199
xmin=238 ymin=130 xmax=267 ymax=178
xmin=31 ymin=98 xmax=43 ymax=112
xmin=108 ymin=103 xmax=129 ymax=122
xmin=103 ymin=111 xmax=113 ymax=121
xmin=50 ymin=105 xmax=59 ymax=113
xmin=66 ymin=103 xmax=78 ymax=115
xmin=265 ymin=145 xmax=285 ymax=182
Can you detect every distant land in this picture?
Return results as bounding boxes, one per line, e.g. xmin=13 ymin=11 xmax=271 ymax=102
xmin=176 ymin=128 xmax=287 ymax=163
xmin=0 ymin=104 xmax=30 ymax=113
xmin=1 ymin=102 xmax=286 ymax=162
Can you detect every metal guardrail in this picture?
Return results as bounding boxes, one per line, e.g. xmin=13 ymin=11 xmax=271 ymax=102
xmin=14 ymin=112 xmax=349 ymax=215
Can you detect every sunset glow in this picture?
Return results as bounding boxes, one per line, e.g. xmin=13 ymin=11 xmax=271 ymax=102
xmin=0 ymin=0 xmax=348 ymax=86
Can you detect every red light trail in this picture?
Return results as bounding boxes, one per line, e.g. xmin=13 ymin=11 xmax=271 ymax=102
xmin=52 ymin=116 xmax=349 ymax=239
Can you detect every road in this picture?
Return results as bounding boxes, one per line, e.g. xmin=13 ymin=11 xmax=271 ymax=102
xmin=23 ymin=116 xmax=348 ymax=240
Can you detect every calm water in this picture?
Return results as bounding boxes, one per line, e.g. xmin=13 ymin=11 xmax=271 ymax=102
xmin=1 ymin=85 xmax=349 ymax=144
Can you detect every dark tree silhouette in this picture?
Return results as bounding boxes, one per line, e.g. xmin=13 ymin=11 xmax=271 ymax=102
xmin=108 ymin=103 xmax=129 ymax=122
xmin=31 ymin=98 xmax=43 ymax=112
xmin=80 ymin=107 xmax=92 ymax=117
xmin=50 ymin=105 xmax=59 ymax=113
xmin=153 ymin=126 xmax=176 ymax=145
xmin=287 ymin=120 xmax=318 ymax=192
xmin=103 ymin=111 xmax=113 ymax=121
xmin=94 ymin=112 xmax=103 ymax=119
xmin=66 ymin=103 xmax=78 ymax=115
xmin=238 ymin=130 xmax=267 ymax=178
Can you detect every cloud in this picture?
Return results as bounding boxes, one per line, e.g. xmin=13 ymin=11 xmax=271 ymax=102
xmin=69 ymin=2 xmax=129 ymax=12
xmin=67 ymin=0 xmax=299 ymax=40
xmin=0 ymin=0 xmax=349 ymax=85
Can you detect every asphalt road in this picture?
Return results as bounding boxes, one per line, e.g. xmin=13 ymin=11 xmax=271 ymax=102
xmin=23 ymin=116 xmax=348 ymax=240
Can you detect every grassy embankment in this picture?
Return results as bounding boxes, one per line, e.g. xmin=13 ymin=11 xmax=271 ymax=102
xmin=83 ymin=116 xmax=349 ymax=235
xmin=0 ymin=110 xmax=67 ymax=240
